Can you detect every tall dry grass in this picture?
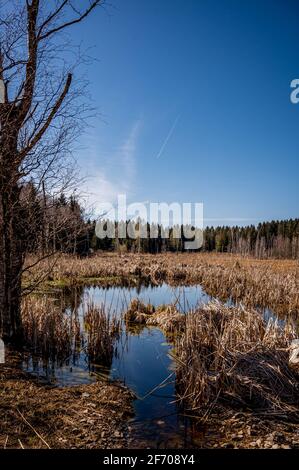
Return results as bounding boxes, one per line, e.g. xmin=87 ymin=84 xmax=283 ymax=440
xmin=175 ymin=302 xmax=299 ymax=419
xmin=83 ymin=302 xmax=120 ymax=366
xmin=21 ymin=296 xmax=120 ymax=367
xmin=22 ymin=296 xmax=81 ymax=362
xmin=24 ymin=253 xmax=299 ymax=316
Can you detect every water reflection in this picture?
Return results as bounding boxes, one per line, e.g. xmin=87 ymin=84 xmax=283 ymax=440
xmin=22 ymin=282 xmax=295 ymax=448
xmin=22 ymin=283 xmax=212 ymax=447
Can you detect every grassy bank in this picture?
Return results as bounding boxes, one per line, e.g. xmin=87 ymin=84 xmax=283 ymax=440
xmin=175 ymin=302 xmax=298 ymax=418
xmin=123 ymin=297 xmax=299 ymax=420
xmin=125 ymin=298 xmax=299 ymax=448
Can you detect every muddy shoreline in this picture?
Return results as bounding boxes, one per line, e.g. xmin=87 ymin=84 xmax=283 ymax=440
xmin=2 ymin=358 xmax=299 ymax=449
xmin=0 ymin=354 xmax=134 ymax=449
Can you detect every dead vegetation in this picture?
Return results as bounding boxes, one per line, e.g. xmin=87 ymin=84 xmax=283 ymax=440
xmin=124 ymin=299 xmax=185 ymax=337
xmin=84 ymin=302 xmax=120 ymax=366
xmin=25 ymin=252 xmax=299 ymax=316
xmin=21 ymin=296 xmax=120 ymax=368
xmin=17 ymin=252 xmax=299 ymax=447
xmin=22 ymin=296 xmax=81 ymax=362
xmin=0 ymin=355 xmax=134 ymax=449
xmin=190 ymin=410 xmax=299 ymax=449
xmin=124 ymin=297 xmax=299 ymax=421
xmin=175 ymin=302 xmax=299 ymax=420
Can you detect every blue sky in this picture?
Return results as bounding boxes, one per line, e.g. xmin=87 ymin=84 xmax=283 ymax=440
xmin=72 ymin=0 xmax=299 ymax=225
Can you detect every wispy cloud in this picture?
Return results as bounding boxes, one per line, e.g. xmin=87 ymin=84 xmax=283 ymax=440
xmin=120 ymin=120 xmax=141 ymax=191
xmin=81 ymin=119 xmax=141 ymax=216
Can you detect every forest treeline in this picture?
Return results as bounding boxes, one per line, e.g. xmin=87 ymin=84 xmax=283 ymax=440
xmin=90 ymin=219 xmax=299 ymax=259
xmin=25 ymin=187 xmax=299 ymax=259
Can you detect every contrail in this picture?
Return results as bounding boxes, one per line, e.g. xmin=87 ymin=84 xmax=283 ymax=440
xmin=156 ymin=114 xmax=180 ymax=159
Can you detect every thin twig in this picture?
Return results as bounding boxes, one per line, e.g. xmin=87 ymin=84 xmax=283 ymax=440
xmin=18 ymin=439 xmax=24 ymax=449
xmin=16 ymin=408 xmax=51 ymax=449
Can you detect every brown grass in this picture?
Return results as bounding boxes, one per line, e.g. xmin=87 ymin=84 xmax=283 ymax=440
xmin=22 ymin=296 xmax=81 ymax=362
xmin=124 ymin=299 xmax=185 ymax=337
xmin=83 ymin=302 xmax=120 ymax=366
xmin=174 ymin=302 xmax=299 ymax=420
xmin=24 ymin=252 xmax=299 ymax=316
xmin=21 ymin=296 xmax=120 ymax=367
xmin=20 ymin=252 xmax=299 ymax=440
xmin=0 ymin=355 xmax=134 ymax=449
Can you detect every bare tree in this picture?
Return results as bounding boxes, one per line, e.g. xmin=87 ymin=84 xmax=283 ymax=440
xmin=0 ymin=0 xmax=102 ymax=343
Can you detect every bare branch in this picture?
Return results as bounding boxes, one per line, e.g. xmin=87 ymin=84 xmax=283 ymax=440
xmin=15 ymin=0 xmax=39 ymax=125
xmin=18 ymin=73 xmax=72 ymax=160
xmin=39 ymin=1 xmax=102 ymax=41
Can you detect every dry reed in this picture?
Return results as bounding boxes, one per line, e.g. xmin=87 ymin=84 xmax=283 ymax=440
xmin=21 ymin=296 xmax=81 ymax=362
xmin=24 ymin=253 xmax=299 ymax=316
xmin=175 ymin=301 xmax=299 ymax=420
xmin=21 ymin=296 xmax=120 ymax=367
xmin=83 ymin=302 xmax=120 ymax=366
xmin=0 ymin=354 xmax=133 ymax=449
xmin=124 ymin=299 xmax=185 ymax=336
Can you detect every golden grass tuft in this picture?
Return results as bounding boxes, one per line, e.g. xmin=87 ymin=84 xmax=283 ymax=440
xmin=21 ymin=296 xmax=120 ymax=367
xmin=124 ymin=299 xmax=155 ymax=324
xmin=124 ymin=299 xmax=185 ymax=336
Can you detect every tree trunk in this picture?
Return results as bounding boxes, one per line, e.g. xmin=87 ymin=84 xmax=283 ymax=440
xmin=0 ymin=179 xmax=24 ymax=344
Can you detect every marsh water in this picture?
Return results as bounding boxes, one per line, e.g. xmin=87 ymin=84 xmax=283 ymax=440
xmin=21 ymin=283 xmax=285 ymax=448
xmin=22 ymin=284 xmax=212 ymax=446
